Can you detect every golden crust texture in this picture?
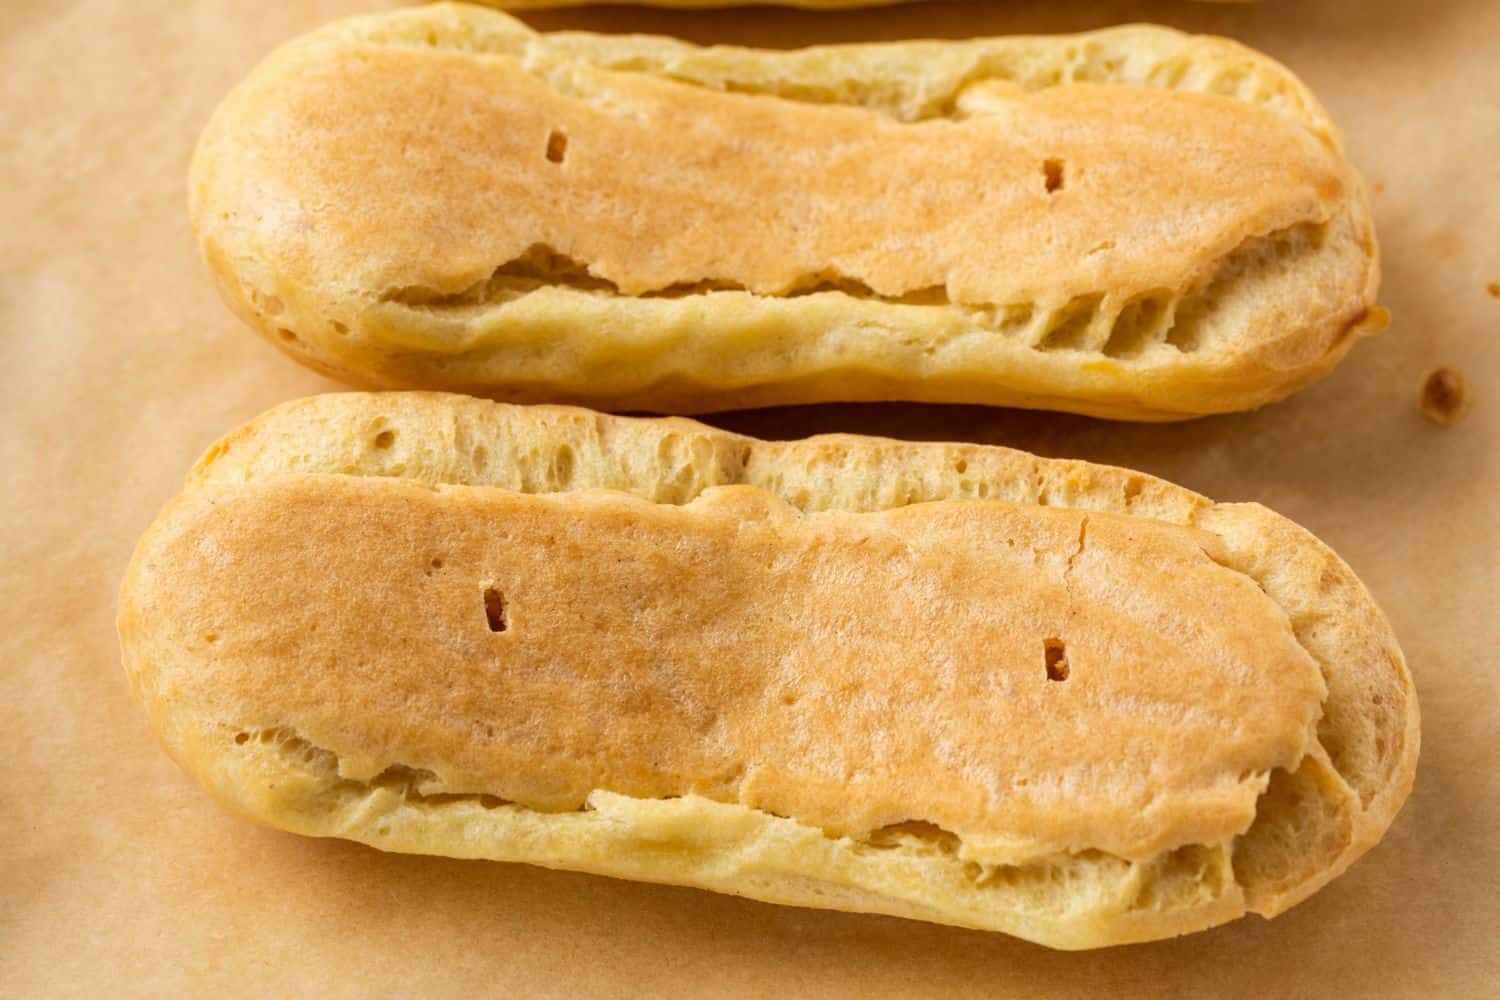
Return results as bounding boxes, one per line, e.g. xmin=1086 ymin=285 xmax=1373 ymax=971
xmin=484 ymin=0 xmax=1248 ymax=8
xmin=119 ymin=393 xmax=1418 ymax=948
xmin=489 ymin=1 xmax=917 ymax=9
xmin=492 ymin=0 xmax=910 ymax=7
xmin=190 ymin=4 xmax=1382 ymax=420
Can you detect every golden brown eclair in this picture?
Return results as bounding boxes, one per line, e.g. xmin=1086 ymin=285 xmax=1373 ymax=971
xmin=191 ymin=5 xmax=1382 ymax=420
xmin=119 ymin=393 xmax=1418 ymax=948
xmin=483 ymin=0 xmax=1251 ymax=8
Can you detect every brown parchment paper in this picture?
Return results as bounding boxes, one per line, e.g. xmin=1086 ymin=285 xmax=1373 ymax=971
xmin=2 ymin=1 xmax=1495 ymax=995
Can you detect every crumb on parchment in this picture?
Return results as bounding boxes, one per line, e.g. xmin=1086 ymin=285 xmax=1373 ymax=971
xmin=1420 ymin=368 xmax=1471 ymax=427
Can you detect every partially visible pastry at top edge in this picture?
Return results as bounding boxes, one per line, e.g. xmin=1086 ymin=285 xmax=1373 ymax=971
xmin=476 ymin=1 xmax=1253 ymax=11
xmin=191 ymin=4 xmax=1382 ymax=419
xmin=121 ymin=393 xmax=1418 ymax=948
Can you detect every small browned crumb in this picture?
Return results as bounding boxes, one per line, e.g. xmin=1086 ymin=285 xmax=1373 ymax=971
xmin=1420 ymin=367 xmax=1471 ymax=427
xmin=1372 ymin=179 xmax=1387 ymax=195
xmin=1487 ymin=281 xmax=1500 ymax=299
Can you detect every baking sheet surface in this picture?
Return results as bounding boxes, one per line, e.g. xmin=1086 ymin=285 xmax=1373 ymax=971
xmin=3 ymin=1 xmax=1496 ymax=995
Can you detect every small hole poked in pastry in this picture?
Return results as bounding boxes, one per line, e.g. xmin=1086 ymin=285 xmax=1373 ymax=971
xmin=483 ymin=586 xmax=508 ymax=632
xmin=1044 ymin=638 xmax=1069 ymax=681
xmin=1043 ymin=158 xmax=1065 ymax=194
